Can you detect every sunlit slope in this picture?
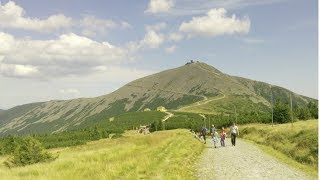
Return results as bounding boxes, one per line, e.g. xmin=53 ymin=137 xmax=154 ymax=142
xmin=0 ymin=62 xmax=316 ymax=136
xmin=240 ymin=120 xmax=318 ymax=177
xmin=0 ymin=129 xmax=204 ymax=179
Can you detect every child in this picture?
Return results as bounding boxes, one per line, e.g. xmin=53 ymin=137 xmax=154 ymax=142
xmin=213 ymin=130 xmax=219 ymax=148
xmin=221 ymin=127 xmax=226 ymax=147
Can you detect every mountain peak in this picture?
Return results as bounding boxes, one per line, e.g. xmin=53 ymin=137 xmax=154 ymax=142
xmin=0 ymin=61 xmax=315 ymax=136
xmin=182 ymin=61 xmax=223 ymax=75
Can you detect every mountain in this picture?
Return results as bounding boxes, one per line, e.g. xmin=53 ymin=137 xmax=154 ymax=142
xmin=0 ymin=109 xmax=4 ymax=116
xmin=0 ymin=62 xmax=316 ymax=136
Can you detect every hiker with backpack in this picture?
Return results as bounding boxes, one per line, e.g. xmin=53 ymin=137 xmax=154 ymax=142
xmin=200 ymin=126 xmax=207 ymax=144
xmin=230 ymin=123 xmax=239 ymax=146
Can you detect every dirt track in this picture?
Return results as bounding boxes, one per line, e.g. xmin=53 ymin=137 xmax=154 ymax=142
xmin=194 ymin=138 xmax=314 ymax=180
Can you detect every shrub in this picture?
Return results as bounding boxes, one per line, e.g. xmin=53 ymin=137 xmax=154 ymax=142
xmin=4 ymin=137 xmax=56 ymax=168
xmin=295 ymin=108 xmax=311 ymax=120
xmin=307 ymin=102 xmax=318 ymax=119
xmin=274 ymin=101 xmax=291 ymax=123
xmin=0 ymin=135 xmax=19 ymax=155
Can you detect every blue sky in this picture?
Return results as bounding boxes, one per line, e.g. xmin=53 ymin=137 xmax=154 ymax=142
xmin=0 ymin=0 xmax=318 ymax=109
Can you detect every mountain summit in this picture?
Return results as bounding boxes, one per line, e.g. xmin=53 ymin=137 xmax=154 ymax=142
xmin=0 ymin=62 xmax=315 ymax=136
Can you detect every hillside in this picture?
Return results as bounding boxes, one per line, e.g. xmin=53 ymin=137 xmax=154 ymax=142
xmin=240 ymin=120 xmax=318 ymax=176
xmin=0 ymin=130 xmax=204 ymax=179
xmin=0 ymin=62 xmax=316 ymax=136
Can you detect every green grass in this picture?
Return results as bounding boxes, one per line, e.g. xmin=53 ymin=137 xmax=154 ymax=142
xmin=165 ymin=112 xmax=203 ymax=131
xmin=0 ymin=111 xmax=167 ymax=151
xmin=240 ymin=120 xmax=318 ymax=176
xmin=179 ymin=95 xmax=270 ymax=115
xmin=0 ymin=129 xmax=204 ymax=179
xmin=107 ymin=110 xmax=167 ymax=128
xmin=144 ymin=94 xmax=203 ymax=110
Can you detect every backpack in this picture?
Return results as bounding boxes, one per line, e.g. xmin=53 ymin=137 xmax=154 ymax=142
xmin=201 ymin=128 xmax=206 ymax=135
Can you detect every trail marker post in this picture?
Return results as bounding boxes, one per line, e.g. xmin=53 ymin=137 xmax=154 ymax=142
xmin=270 ymin=85 xmax=274 ymax=127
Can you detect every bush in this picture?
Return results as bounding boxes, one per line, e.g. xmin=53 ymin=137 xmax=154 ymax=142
xmin=0 ymin=135 xmax=19 ymax=155
xmin=307 ymin=102 xmax=318 ymax=119
xmin=295 ymin=108 xmax=311 ymax=120
xmin=4 ymin=137 xmax=56 ymax=168
xmin=274 ymin=102 xmax=291 ymax=123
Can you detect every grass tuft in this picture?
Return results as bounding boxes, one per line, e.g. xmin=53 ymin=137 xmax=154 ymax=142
xmin=0 ymin=129 xmax=204 ymax=179
xmin=240 ymin=120 xmax=318 ymax=177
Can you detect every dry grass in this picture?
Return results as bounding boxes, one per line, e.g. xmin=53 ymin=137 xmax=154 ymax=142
xmin=0 ymin=129 xmax=204 ymax=179
xmin=240 ymin=120 xmax=318 ymax=177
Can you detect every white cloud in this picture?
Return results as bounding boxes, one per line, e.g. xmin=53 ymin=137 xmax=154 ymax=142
xmin=145 ymin=0 xmax=174 ymax=14
xmin=165 ymin=45 xmax=176 ymax=53
xmin=120 ymin=21 xmax=132 ymax=29
xmin=126 ymin=26 xmax=165 ymax=51
xmin=59 ymin=88 xmax=80 ymax=94
xmin=0 ymin=1 xmax=131 ymax=35
xmin=76 ymin=66 xmax=156 ymax=83
xmin=146 ymin=22 xmax=167 ymax=31
xmin=179 ymin=8 xmax=250 ymax=37
xmin=0 ymin=64 xmax=39 ymax=78
xmin=168 ymin=32 xmax=184 ymax=42
xmin=152 ymin=0 xmax=285 ymax=16
xmin=80 ymin=15 xmax=131 ymax=37
xmin=0 ymin=1 xmax=72 ymax=32
xmin=59 ymin=88 xmax=81 ymax=100
xmin=141 ymin=30 xmax=164 ymax=48
xmin=0 ymin=32 xmax=128 ymax=78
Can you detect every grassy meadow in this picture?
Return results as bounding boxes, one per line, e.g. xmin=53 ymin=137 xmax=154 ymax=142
xmin=0 ymin=129 xmax=204 ymax=179
xmin=178 ymin=95 xmax=270 ymax=115
xmin=240 ymin=120 xmax=318 ymax=176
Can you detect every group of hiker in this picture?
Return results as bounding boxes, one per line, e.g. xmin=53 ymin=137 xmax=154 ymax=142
xmin=191 ymin=123 xmax=239 ymax=148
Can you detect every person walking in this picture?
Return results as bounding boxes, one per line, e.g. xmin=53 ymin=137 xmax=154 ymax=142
xmin=230 ymin=123 xmax=239 ymax=146
xmin=220 ymin=127 xmax=226 ymax=147
xmin=210 ymin=124 xmax=215 ymax=138
xmin=213 ymin=130 xmax=219 ymax=148
xmin=200 ymin=126 xmax=207 ymax=144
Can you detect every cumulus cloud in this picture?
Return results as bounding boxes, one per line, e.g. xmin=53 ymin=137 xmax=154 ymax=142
xmin=0 ymin=64 xmax=39 ymax=78
xmin=141 ymin=30 xmax=164 ymax=48
xmin=165 ymin=45 xmax=176 ymax=53
xmin=179 ymin=8 xmax=250 ymax=37
xmin=145 ymin=0 xmax=174 ymax=14
xmin=168 ymin=32 xmax=184 ymax=42
xmin=0 ymin=1 xmax=72 ymax=32
xmin=59 ymin=88 xmax=81 ymax=100
xmin=0 ymin=1 xmax=130 ymax=36
xmin=0 ymin=32 xmax=128 ymax=78
xmin=75 ymin=66 xmax=156 ymax=83
xmin=146 ymin=0 xmax=284 ymax=16
xmin=126 ymin=23 xmax=165 ymax=51
xmin=146 ymin=22 xmax=167 ymax=31
xmin=80 ymin=15 xmax=131 ymax=37
xmin=59 ymin=88 xmax=80 ymax=94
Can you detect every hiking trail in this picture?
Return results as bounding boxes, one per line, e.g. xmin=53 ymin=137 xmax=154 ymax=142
xmin=194 ymin=138 xmax=314 ymax=180
xmin=177 ymin=92 xmax=225 ymax=112
xmin=162 ymin=111 xmax=174 ymax=122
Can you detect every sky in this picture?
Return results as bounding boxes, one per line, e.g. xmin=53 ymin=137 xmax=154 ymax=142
xmin=0 ymin=0 xmax=318 ymax=109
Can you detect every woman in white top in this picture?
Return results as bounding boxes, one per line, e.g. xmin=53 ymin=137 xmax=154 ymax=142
xmin=230 ymin=123 xmax=239 ymax=146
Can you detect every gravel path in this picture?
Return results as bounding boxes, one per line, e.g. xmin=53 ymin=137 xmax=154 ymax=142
xmin=194 ymin=137 xmax=314 ymax=180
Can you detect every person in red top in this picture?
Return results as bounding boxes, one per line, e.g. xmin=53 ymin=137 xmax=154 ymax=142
xmin=220 ymin=127 xmax=227 ymax=147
